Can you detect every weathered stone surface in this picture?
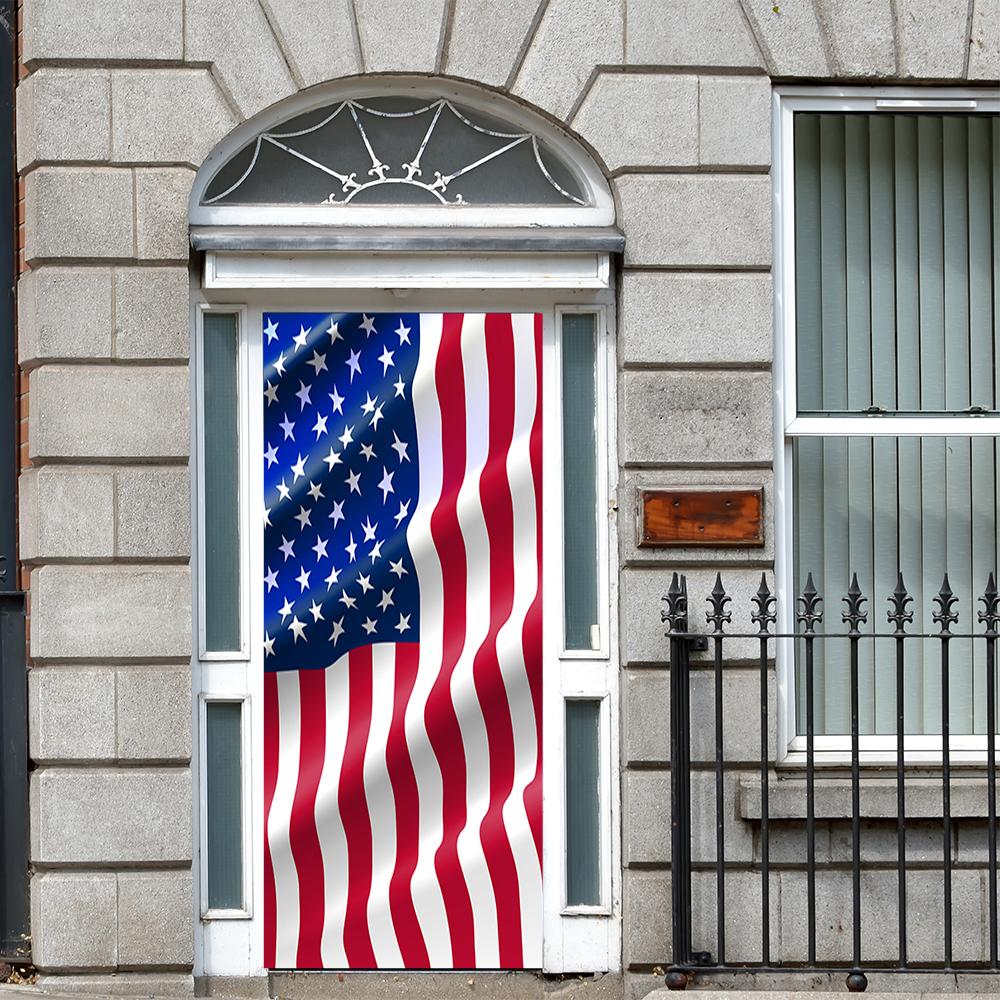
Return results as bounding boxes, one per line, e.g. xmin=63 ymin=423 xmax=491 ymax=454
xmin=29 ymin=668 xmax=116 ymax=762
xmin=616 ymin=174 xmax=771 ymax=267
xmin=31 ymin=767 xmax=192 ymax=864
xmin=29 ymin=365 xmax=189 ymax=461
xmin=968 ymin=0 xmax=1000 ymax=81
xmin=134 ymin=168 xmax=194 ymax=261
xmin=260 ymin=0 xmax=361 ymax=86
xmin=689 ymin=668 xmax=777 ymax=763
xmin=620 ymin=370 xmax=773 ymax=465
xmin=114 ymin=467 xmax=190 ymax=559
xmin=699 ymin=75 xmax=771 ymax=167
xmin=23 ymin=0 xmax=182 ymax=63
xmin=622 ymin=669 xmax=670 ymax=764
xmin=116 ymin=668 xmax=192 ymax=761
xmin=185 ymin=0 xmax=296 ymax=119
xmin=111 ymin=70 xmax=236 ymax=167
xmin=623 ymin=870 xmax=671 ymax=966
xmin=571 ymin=74 xmax=698 ymax=170
xmin=17 ymin=69 xmax=110 ymax=170
xmin=817 ymin=0 xmax=897 ymax=77
xmin=354 ymin=0 xmax=449 ymax=72
xmin=19 ymin=467 xmax=115 ymax=561
xmin=692 ymin=869 xmax=777 ymax=962
xmin=113 ymin=267 xmax=190 ymax=361
xmin=895 ymin=0 xmax=968 ymax=78
xmin=24 ymin=169 xmax=133 ymax=263
xmin=445 ymin=0 xmax=542 ymax=88
xmin=513 ymin=0 xmax=623 ymax=122
xmin=31 ymin=565 xmax=192 ymax=661
xmin=626 ymin=0 xmax=763 ymax=68
xmin=623 ymin=770 xmax=670 ymax=865
xmin=689 ymin=769 xmax=755 ymax=864
xmin=17 ymin=267 xmax=114 ymax=365
xmin=31 ymin=873 xmax=117 ymax=971
xmin=117 ymin=872 xmax=194 ymax=966
xmin=742 ymin=0 xmax=831 ymax=76
xmin=36 ymin=975 xmax=196 ymax=997
xmin=827 ymin=819 xmax=947 ymax=864
xmin=620 ymin=272 xmax=772 ymax=367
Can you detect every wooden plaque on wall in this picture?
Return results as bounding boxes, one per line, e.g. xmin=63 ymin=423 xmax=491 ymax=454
xmin=639 ymin=488 xmax=764 ymax=547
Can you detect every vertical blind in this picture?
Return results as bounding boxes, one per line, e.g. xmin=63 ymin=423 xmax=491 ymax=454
xmin=793 ymin=113 xmax=1000 ymax=737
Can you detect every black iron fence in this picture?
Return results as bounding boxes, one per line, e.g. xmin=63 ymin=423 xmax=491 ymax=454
xmin=664 ymin=571 xmax=999 ymax=993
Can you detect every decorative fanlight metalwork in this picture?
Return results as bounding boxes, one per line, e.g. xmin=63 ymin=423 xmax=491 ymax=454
xmin=202 ymin=97 xmax=587 ymax=208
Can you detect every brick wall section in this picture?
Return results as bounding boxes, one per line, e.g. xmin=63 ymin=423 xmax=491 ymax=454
xmin=15 ymin=0 xmax=999 ymax=996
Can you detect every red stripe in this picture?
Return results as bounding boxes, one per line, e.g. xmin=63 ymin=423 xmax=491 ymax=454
xmin=340 ymin=647 xmax=377 ymax=966
xmin=425 ymin=312 xmax=476 ymax=966
xmin=289 ymin=668 xmax=327 ymax=968
xmin=522 ymin=313 xmax=544 ymax=866
xmin=474 ymin=312 xmax=523 ymax=966
xmin=385 ymin=642 xmax=430 ymax=967
xmin=264 ymin=670 xmax=279 ymax=968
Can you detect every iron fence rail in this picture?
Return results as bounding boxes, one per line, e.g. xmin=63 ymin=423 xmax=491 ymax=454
xmin=663 ymin=571 xmax=999 ymax=993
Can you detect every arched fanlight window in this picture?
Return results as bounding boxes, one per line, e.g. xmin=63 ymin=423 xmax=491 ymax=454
xmin=189 ymin=78 xmax=616 ymax=237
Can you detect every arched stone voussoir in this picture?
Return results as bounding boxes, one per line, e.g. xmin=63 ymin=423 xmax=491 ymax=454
xmin=444 ymin=0 xmax=545 ymax=90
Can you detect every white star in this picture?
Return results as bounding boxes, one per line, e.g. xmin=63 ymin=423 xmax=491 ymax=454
xmin=272 ymin=352 xmax=286 ymax=377
xmin=369 ymin=538 xmax=383 ymax=560
xmin=296 ymin=565 xmax=311 ymax=592
xmin=308 ymin=600 xmax=325 ymax=623
xmin=345 ymin=533 xmax=357 ymax=562
xmin=294 ymin=505 xmax=311 ymax=530
xmin=360 ymin=442 xmax=376 ymax=462
xmin=324 ymin=564 xmax=340 ymax=589
xmin=330 ymin=617 xmax=345 ymax=644
xmin=278 ymin=597 xmax=294 ymax=622
xmin=264 ymin=381 xmax=279 ymax=406
xmin=279 ymin=413 xmax=295 ymax=440
xmin=264 ymin=443 xmax=279 ymax=468
xmin=276 ymin=479 xmax=291 ymax=502
xmin=393 ymin=376 xmax=406 ymax=399
xmin=264 ymin=566 xmax=279 ymax=592
xmin=330 ymin=386 xmax=345 ymax=414
xmin=264 ymin=319 xmax=279 ymax=344
xmin=307 ymin=350 xmax=328 ymax=374
xmin=312 ymin=535 xmax=329 ymax=560
xmin=395 ymin=320 xmax=411 ymax=344
xmin=295 ymin=380 xmax=312 ymax=411
xmin=278 ymin=535 xmax=295 ymax=561
xmin=362 ymin=617 xmax=378 ymax=636
xmin=358 ymin=573 xmax=373 ymax=594
xmin=361 ymin=391 xmax=378 ymax=415
xmin=293 ymin=325 xmax=310 ymax=351
xmin=339 ymin=590 xmax=357 ymax=610
xmin=391 ymin=431 xmax=410 ymax=463
xmin=371 ymin=403 xmax=385 ymax=430
xmin=312 ymin=412 xmax=328 ymax=439
xmin=289 ymin=615 xmax=307 ymax=643
xmin=389 ymin=558 xmax=408 ymax=578
xmin=338 ymin=425 xmax=354 ymax=448
xmin=329 ymin=499 xmax=345 ymax=526
xmin=394 ymin=499 xmax=410 ymax=526
xmin=291 ymin=453 xmax=307 ymax=482
xmin=264 ymin=632 xmax=275 ymax=656
xmin=323 ymin=447 xmax=342 ymax=471
xmin=378 ymin=345 xmax=395 ymax=373
xmin=378 ymin=466 xmax=395 ymax=502
xmin=395 ymin=613 xmax=411 ymax=634
xmin=361 ymin=516 xmax=378 ymax=542
xmin=263 ymin=507 xmax=271 ymax=527
xmin=345 ymin=468 xmax=362 ymax=494
xmin=360 ymin=314 xmax=376 ymax=337
xmin=345 ymin=348 xmax=362 ymax=383
xmin=307 ymin=480 xmax=324 ymax=502
xmin=378 ymin=588 xmax=394 ymax=612
xmin=327 ymin=321 xmax=342 ymax=344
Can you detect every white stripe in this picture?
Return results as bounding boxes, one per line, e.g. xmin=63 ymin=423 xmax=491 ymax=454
xmin=498 ymin=313 xmax=543 ymax=966
xmin=269 ymin=669 xmax=302 ymax=966
xmin=404 ymin=313 xmax=452 ymax=967
xmin=452 ymin=312 xmax=501 ymax=966
xmin=365 ymin=643 xmax=404 ymax=965
xmin=316 ymin=653 xmax=350 ymax=967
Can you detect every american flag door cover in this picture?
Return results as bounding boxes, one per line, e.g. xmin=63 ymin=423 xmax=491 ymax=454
xmin=263 ymin=312 xmax=543 ymax=970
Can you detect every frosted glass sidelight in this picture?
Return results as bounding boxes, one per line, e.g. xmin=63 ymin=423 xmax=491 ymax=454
xmin=565 ymin=699 xmax=601 ymax=906
xmin=206 ymin=701 xmax=244 ymax=910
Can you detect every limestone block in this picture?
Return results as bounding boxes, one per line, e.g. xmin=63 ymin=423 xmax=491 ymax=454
xmin=512 ymin=0 xmax=623 ymax=122
xmin=185 ymin=0 xmax=296 ymax=119
xmin=623 ymin=770 xmax=670 ymax=865
xmin=445 ymin=0 xmax=542 ymax=88
xmin=622 ymin=669 xmax=670 ymax=765
xmin=29 ymin=668 xmax=116 ymax=762
xmin=16 ymin=69 xmax=111 ymax=170
xmin=113 ymin=267 xmax=190 ymax=361
xmin=23 ymin=0 xmax=182 ymax=63
xmin=828 ymin=819 xmax=948 ymax=864
xmin=957 ymin=819 xmax=998 ymax=862
xmin=353 ymin=0 xmax=449 ymax=72
xmin=116 ymin=668 xmax=192 ymax=761
xmin=29 ymin=365 xmax=189 ymax=461
xmin=623 ymin=869 xmax=671 ymax=966
xmin=619 ymin=272 xmax=772 ymax=367
xmin=571 ymin=74 xmax=698 ymax=171
xmin=31 ymin=872 xmax=117 ymax=971
xmin=617 ymin=174 xmax=771 ymax=267
xmin=24 ymin=168 xmax=133 ymax=263
xmin=817 ymin=0 xmax=897 ymax=77
xmin=895 ymin=0 xmax=968 ymax=78
xmin=31 ymin=767 xmax=192 ymax=864
xmin=689 ymin=769 xmax=755 ymax=864
xmin=111 ymin=70 xmax=236 ymax=168
xmin=134 ymin=168 xmax=194 ymax=261
xmin=117 ymin=871 xmax=194 ymax=967
xmin=35 ymin=975 xmax=195 ymax=997
xmin=692 ymin=869 xmax=778 ymax=963
xmin=17 ymin=267 xmax=114 ymax=365
xmin=699 ymin=76 xmax=771 ymax=167
xmin=626 ymin=0 xmax=763 ymax=68
xmin=968 ymin=0 xmax=1000 ymax=81
xmin=261 ymin=0 xmax=361 ymax=85
xmin=620 ymin=369 xmax=774 ymax=465
xmin=741 ymin=0 xmax=831 ymax=76
xmin=19 ymin=467 xmax=115 ymax=561
xmin=689 ymin=668 xmax=778 ymax=764
xmin=114 ymin=467 xmax=191 ymax=560
xmin=31 ymin=565 xmax=192 ymax=661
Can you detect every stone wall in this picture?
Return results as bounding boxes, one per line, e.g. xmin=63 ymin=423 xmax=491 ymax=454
xmin=15 ymin=0 xmax=998 ymax=996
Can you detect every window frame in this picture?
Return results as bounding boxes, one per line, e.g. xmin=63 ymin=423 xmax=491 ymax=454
xmin=773 ymin=86 xmax=1000 ymax=765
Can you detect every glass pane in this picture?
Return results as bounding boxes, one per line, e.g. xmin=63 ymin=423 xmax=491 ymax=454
xmin=562 ymin=313 xmax=600 ymax=650
xmin=206 ymin=701 xmax=243 ymax=910
xmin=793 ymin=436 xmax=1000 ymax=737
xmin=565 ymin=699 xmax=601 ymax=907
xmin=793 ymin=111 xmax=999 ymax=415
xmin=203 ymin=313 xmax=241 ymax=652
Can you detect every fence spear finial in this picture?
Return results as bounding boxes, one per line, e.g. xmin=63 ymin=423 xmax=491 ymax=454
xmin=797 ymin=572 xmax=823 ymax=634
xmin=887 ymin=571 xmax=913 ymax=635
xmin=841 ymin=572 xmax=868 ymax=635
xmin=932 ymin=573 xmax=959 ymax=635
xmin=978 ymin=572 xmax=999 ymax=635
xmin=662 ymin=571 xmax=688 ymax=634
xmin=751 ymin=572 xmax=776 ymax=636
xmin=706 ymin=572 xmax=732 ymax=634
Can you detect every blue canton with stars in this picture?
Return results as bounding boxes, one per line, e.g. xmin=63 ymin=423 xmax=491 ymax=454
xmin=264 ymin=312 xmax=421 ymax=671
